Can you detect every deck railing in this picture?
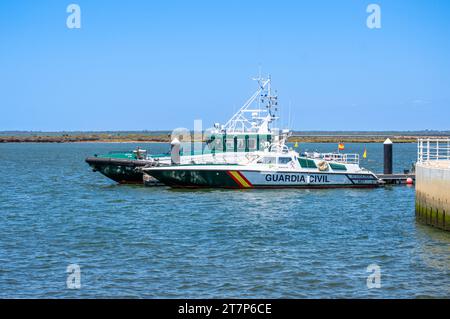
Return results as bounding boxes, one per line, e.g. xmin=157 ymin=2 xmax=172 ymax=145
xmin=417 ymin=138 xmax=450 ymax=163
xmin=303 ymin=152 xmax=360 ymax=164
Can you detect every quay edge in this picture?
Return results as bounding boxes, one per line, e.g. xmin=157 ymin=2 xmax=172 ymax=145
xmin=415 ymin=161 xmax=450 ymax=231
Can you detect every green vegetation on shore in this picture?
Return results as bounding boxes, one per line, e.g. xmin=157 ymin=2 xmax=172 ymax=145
xmin=0 ymin=133 xmax=170 ymax=143
xmin=1 ymin=131 xmax=448 ymax=144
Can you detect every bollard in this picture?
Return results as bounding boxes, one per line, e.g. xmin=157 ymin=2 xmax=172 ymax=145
xmin=384 ymin=138 xmax=393 ymax=175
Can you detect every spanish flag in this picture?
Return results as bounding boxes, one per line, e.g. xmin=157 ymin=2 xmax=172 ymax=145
xmin=363 ymin=147 xmax=367 ymax=159
xmin=338 ymin=142 xmax=345 ymax=151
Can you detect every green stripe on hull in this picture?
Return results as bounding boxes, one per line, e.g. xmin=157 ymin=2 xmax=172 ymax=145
xmin=149 ymin=169 xmax=240 ymax=188
xmin=148 ymin=169 xmax=379 ymax=189
xmin=89 ymin=163 xmax=143 ymax=184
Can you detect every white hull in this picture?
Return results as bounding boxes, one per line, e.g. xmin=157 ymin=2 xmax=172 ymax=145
xmin=239 ymin=171 xmax=378 ymax=187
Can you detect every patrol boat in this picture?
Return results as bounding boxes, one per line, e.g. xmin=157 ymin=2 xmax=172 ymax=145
xmin=142 ymin=139 xmax=381 ymax=189
xmin=86 ymin=75 xmax=286 ymax=184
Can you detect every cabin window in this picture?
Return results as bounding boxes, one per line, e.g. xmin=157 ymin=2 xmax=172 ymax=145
xmin=248 ymin=138 xmax=257 ymax=150
xmin=237 ymin=138 xmax=245 ymax=151
xmin=298 ymin=158 xmax=317 ymax=168
xmin=214 ymin=138 xmax=222 ymax=150
xmin=206 ymin=136 xmax=223 ymax=153
xmin=278 ymin=157 xmax=293 ymax=165
xmin=226 ymin=138 xmax=234 ymax=151
xmin=257 ymin=156 xmax=277 ymax=164
xmin=329 ymin=163 xmax=347 ymax=171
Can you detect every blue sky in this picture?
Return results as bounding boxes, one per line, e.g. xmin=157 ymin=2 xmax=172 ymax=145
xmin=0 ymin=0 xmax=449 ymax=131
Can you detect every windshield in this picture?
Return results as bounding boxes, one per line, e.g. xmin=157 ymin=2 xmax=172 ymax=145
xmin=278 ymin=157 xmax=293 ymax=165
xmin=257 ymin=156 xmax=277 ymax=164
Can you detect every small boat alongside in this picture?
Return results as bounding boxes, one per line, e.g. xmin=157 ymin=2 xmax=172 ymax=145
xmin=142 ymin=143 xmax=381 ymax=189
xmin=85 ymin=148 xmax=155 ymax=184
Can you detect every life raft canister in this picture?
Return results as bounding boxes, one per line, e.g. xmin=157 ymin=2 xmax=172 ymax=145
xmin=318 ymin=160 xmax=329 ymax=171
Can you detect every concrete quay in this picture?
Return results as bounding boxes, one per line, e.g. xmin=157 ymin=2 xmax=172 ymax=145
xmin=415 ymin=160 xmax=450 ymax=231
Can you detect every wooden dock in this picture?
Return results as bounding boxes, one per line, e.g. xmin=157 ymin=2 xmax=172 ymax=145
xmin=377 ymin=173 xmax=415 ymax=185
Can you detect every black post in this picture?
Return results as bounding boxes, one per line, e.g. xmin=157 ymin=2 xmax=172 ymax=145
xmin=384 ymin=138 xmax=393 ymax=174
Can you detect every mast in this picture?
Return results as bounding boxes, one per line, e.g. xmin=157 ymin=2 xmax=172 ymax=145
xmin=222 ymin=75 xmax=279 ymax=135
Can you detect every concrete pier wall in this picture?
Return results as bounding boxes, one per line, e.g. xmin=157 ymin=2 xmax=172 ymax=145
xmin=415 ymin=161 xmax=450 ymax=231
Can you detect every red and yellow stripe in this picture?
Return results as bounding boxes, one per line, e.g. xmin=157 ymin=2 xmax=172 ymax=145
xmin=227 ymin=171 xmax=253 ymax=188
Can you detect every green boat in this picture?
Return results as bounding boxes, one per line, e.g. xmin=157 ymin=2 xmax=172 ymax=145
xmin=85 ymin=148 xmax=157 ymax=184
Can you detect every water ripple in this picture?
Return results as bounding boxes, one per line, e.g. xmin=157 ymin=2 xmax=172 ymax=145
xmin=0 ymin=142 xmax=448 ymax=298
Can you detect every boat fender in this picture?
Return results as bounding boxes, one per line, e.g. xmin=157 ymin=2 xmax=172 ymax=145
xmin=318 ymin=160 xmax=329 ymax=171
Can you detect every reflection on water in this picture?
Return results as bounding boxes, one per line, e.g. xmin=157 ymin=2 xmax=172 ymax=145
xmin=414 ymin=224 xmax=450 ymax=272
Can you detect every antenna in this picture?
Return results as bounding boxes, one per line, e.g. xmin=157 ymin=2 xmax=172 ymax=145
xmin=290 ymin=101 xmax=295 ymax=131
xmin=223 ymin=74 xmax=279 ymax=134
xmin=288 ymin=100 xmax=292 ymax=130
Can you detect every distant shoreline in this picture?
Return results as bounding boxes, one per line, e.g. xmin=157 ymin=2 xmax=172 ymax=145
xmin=0 ymin=134 xmax=445 ymax=144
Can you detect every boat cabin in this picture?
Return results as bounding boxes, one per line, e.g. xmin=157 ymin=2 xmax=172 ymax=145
xmin=249 ymin=152 xmax=353 ymax=172
xmin=205 ymin=132 xmax=274 ymax=154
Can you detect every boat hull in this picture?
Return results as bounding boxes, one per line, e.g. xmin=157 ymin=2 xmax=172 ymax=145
xmin=85 ymin=157 xmax=150 ymax=184
xmin=147 ymin=169 xmax=380 ymax=189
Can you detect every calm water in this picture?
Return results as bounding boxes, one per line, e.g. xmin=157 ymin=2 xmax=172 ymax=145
xmin=0 ymin=142 xmax=449 ymax=298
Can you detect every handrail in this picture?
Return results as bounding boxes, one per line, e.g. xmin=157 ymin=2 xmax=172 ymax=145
xmin=417 ymin=138 xmax=450 ymax=162
xmin=302 ymin=152 xmax=360 ymax=164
